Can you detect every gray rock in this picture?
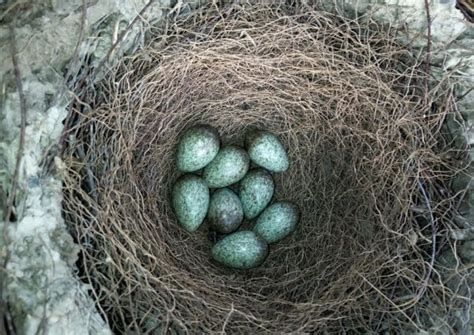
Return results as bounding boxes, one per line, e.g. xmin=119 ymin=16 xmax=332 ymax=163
xmin=245 ymin=130 xmax=289 ymax=172
xmin=211 ymin=231 xmax=268 ymax=269
xmin=239 ymin=168 xmax=274 ymax=219
xmin=208 ymin=188 xmax=244 ymax=234
xmin=0 ymin=0 xmax=172 ymax=333
xmin=203 ymin=145 xmax=250 ymax=188
xmin=254 ymin=201 xmax=299 ymax=244
xmin=171 ymin=174 xmax=209 ymax=232
xmin=176 ymin=125 xmax=220 ymax=172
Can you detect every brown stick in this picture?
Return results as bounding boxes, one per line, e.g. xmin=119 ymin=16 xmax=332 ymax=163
xmin=3 ymin=28 xmax=27 ymax=222
xmin=423 ymin=0 xmax=432 ymax=103
xmin=420 ymin=0 xmax=436 ymax=293
xmin=417 ymin=179 xmax=437 ymax=292
xmin=1 ymin=24 xmax=27 ymax=335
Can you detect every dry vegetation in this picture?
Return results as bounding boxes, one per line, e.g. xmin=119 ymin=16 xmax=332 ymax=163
xmin=63 ymin=2 xmax=469 ymax=333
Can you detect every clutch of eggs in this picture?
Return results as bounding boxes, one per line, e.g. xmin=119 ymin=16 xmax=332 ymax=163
xmin=171 ymin=125 xmax=299 ymax=269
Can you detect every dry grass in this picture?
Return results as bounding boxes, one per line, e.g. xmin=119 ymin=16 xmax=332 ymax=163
xmin=62 ymin=2 xmax=470 ymax=333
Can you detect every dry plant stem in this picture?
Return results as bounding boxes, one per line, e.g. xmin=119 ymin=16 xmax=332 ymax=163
xmin=63 ymin=3 xmax=468 ymax=333
xmin=423 ymin=0 xmax=432 ymax=106
xmin=456 ymin=87 xmax=473 ymax=103
xmin=417 ymin=179 xmax=437 ymax=292
xmin=1 ymin=24 xmax=26 ymax=335
xmin=3 ymin=27 xmax=26 ymax=229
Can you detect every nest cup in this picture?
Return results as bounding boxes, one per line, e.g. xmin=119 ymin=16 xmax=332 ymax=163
xmin=63 ymin=2 xmax=465 ymax=333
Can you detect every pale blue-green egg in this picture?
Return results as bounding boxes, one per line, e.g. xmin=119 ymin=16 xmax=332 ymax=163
xmin=239 ymin=169 xmax=274 ymax=219
xmin=211 ymin=231 xmax=268 ymax=269
xmin=253 ymin=201 xmax=299 ymax=243
xmin=171 ymin=174 xmax=209 ymax=232
xmin=245 ymin=130 xmax=289 ymax=172
xmin=203 ymin=146 xmax=250 ymax=188
xmin=208 ymin=188 xmax=244 ymax=234
xmin=176 ymin=125 xmax=220 ymax=172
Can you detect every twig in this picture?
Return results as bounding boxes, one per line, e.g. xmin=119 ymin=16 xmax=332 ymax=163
xmin=418 ymin=1 xmax=436 ymax=296
xmin=4 ymin=28 xmax=27 ymax=224
xmin=455 ymin=87 xmax=473 ymax=103
xmin=417 ymin=179 xmax=437 ymax=292
xmin=1 ymin=24 xmax=27 ymax=335
xmin=423 ymin=0 xmax=432 ymax=104
xmin=221 ymin=303 xmax=234 ymax=334
xmin=374 ymin=282 xmax=398 ymax=332
xmin=358 ymin=272 xmax=422 ymax=331
xmin=76 ymin=144 xmax=98 ymax=204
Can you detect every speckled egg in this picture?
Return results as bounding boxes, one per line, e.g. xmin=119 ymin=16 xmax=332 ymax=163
xmin=176 ymin=125 xmax=220 ymax=172
xmin=208 ymin=188 xmax=244 ymax=234
xmin=171 ymin=174 xmax=210 ymax=232
xmin=245 ymin=130 xmax=289 ymax=172
xmin=203 ymin=146 xmax=250 ymax=188
xmin=253 ymin=201 xmax=299 ymax=243
xmin=211 ymin=231 xmax=268 ymax=269
xmin=239 ymin=169 xmax=274 ymax=219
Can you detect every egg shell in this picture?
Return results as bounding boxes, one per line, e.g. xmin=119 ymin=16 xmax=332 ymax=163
xmin=211 ymin=231 xmax=268 ymax=269
xmin=176 ymin=125 xmax=220 ymax=172
xmin=245 ymin=130 xmax=289 ymax=172
xmin=171 ymin=174 xmax=210 ymax=232
xmin=208 ymin=188 xmax=244 ymax=234
xmin=203 ymin=145 xmax=250 ymax=188
xmin=239 ymin=168 xmax=274 ymax=220
xmin=253 ymin=201 xmax=299 ymax=243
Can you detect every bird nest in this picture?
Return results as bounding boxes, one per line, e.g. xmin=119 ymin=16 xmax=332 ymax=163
xmin=62 ymin=2 xmax=468 ymax=333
